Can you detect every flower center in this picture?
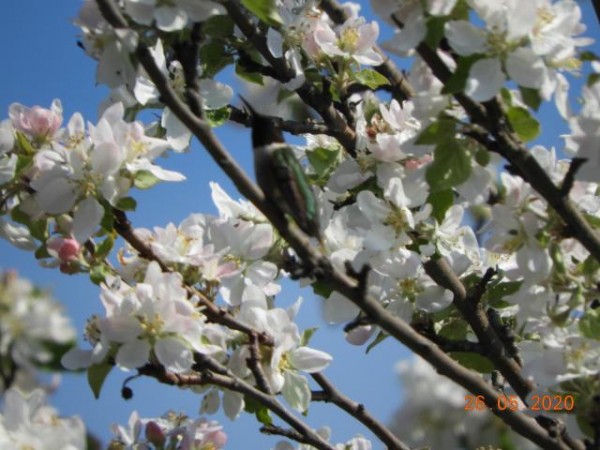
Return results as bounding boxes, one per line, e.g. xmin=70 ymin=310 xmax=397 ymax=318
xmin=339 ymin=27 xmax=360 ymax=53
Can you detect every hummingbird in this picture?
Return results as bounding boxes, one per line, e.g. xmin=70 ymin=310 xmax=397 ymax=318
xmin=240 ymin=96 xmax=322 ymax=243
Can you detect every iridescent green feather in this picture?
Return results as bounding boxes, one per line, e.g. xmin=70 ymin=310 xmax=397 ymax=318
xmin=271 ymin=146 xmax=320 ymax=238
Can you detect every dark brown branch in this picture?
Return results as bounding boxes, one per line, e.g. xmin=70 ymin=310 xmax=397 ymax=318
xmin=560 ymin=157 xmax=587 ymax=196
xmin=260 ymin=425 xmax=308 ymax=443
xmin=411 ymin=320 xmax=484 ymax=354
xmin=468 ymin=267 xmax=497 ymax=305
xmin=311 ymin=372 xmax=411 ymax=450
xmin=228 ymin=105 xmax=332 ymax=136
xmin=593 ymin=0 xmax=600 ymax=25
xmin=424 ymin=258 xmax=533 ymax=401
xmin=173 ymin=22 xmax=205 ymax=119
xmin=138 ymin=359 xmax=337 ymax=450
xmin=247 ymin=331 xmax=272 ymax=394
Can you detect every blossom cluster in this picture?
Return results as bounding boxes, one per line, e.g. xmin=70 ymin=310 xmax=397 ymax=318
xmin=0 ymin=98 xmax=186 ymax=275
xmin=60 ymin=183 xmax=332 ymax=417
xmin=0 ymin=388 xmax=86 ymax=450
xmin=0 ymin=270 xmax=76 ymax=390
xmin=108 ymin=410 xmax=227 ymax=450
xmin=380 ymin=0 xmax=592 ymax=101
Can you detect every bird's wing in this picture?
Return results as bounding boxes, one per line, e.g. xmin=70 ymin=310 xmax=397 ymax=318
xmin=271 ymin=146 xmax=320 ymax=237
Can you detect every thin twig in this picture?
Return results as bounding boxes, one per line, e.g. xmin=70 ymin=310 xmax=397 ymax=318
xmin=173 ymin=22 xmax=205 ymax=119
xmin=139 ymin=356 xmax=338 ymax=450
xmin=560 ymin=157 xmax=587 ymax=196
xmin=311 ymin=372 xmax=411 ymax=450
xmin=247 ymin=331 xmax=272 ymax=394
xmin=229 ymin=105 xmax=332 ymax=136
xmin=260 ymin=425 xmax=308 ymax=443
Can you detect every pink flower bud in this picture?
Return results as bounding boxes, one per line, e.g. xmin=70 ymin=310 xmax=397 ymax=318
xmin=47 ymin=236 xmax=81 ymax=262
xmin=145 ymin=421 xmax=166 ymax=447
xmin=9 ymin=100 xmax=62 ymax=138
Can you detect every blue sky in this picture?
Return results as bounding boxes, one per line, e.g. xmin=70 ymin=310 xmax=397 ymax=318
xmin=1 ymin=1 xmax=599 ymax=449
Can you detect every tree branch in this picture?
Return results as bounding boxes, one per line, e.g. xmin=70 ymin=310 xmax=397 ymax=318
xmin=229 ymin=105 xmax=332 ymax=136
xmin=311 ymin=372 xmax=411 ymax=450
xmin=138 ymin=357 xmax=337 ymax=450
xmin=246 ymin=331 xmax=272 ymax=394
xmin=424 ymin=258 xmax=533 ymax=401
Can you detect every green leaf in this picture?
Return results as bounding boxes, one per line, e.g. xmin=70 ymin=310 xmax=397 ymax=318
xmin=576 ymin=412 xmax=594 ymax=438
xmin=87 ymin=362 xmax=112 ymax=399
xmin=500 ymin=87 xmax=513 ymax=106
xmin=585 ymin=213 xmax=600 ymax=229
xmin=206 ymin=107 xmax=231 ymax=128
xmin=424 ymin=16 xmax=447 ymax=49
xmin=581 ymin=254 xmax=600 ymax=276
xmin=256 ymin=406 xmax=273 ymax=425
xmin=34 ymin=245 xmax=50 ymax=260
xmin=442 ymin=55 xmax=479 ymax=95
xmin=235 ymin=62 xmax=264 ymax=85
xmin=306 ymin=146 xmax=339 ymax=180
xmin=200 ymin=41 xmax=233 ymax=78
xmin=116 ymin=196 xmax=137 ymax=212
xmin=449 ymin=351 xmax=494 ymax=373
xmin=241 ymin=0 xmax=282 ymax=26
xmin=426 ymin=189 xmax=454 ymax=223
xmin=519 ymin=86 xmax=542 ymax=111
xmin=579 ymin=309 xmax=600 ymax=339
xmin=95 ymin=235 xmax=115 ymax=261
xmin=438 ymin=319 xmax=469 ymax=340
xmin=203 ymin=15 xmax=234 ymax=38
xmin=29 ymin=218 xmax=48 ymax=241
xmin=15 ymin=131 xmax=34 ymax=154
xmin=300 ymin=327 xmax=318 ymax=347
xmin=474 ymin=147 xmax=490 ymax=167
xmin=485 ymin=280 xmax=522 ymax=306
xmin=506 ymin=106 xmax=540 ymax=142
xmin=312 ymin=280 xmax=334 ymax=298
xmin=366 ymin=331 xmax=388 ymax=354
xmin=426 ymin=139 xmax=471 ymax=192
xmin=134 ymin=170 xmax=161 ymax=189
xmin=15 ymin=154 xmax=33 ymax=174
xmin=354 ymin=69 xmax=390 ymax=90
xmin=415 ymin=118 xmax=456 ymax=145
xmin=10 ymin=206 xmax=29 ymax=225
xmin=580 ymin=50 xmax=599 ymax=62
xmin=244 ymin=396 xmax=273 ymax=425
xmin=588 ymin=72 xmax=600 ymax=87
xmin=90 ymin=264 xmax=110 ymax=285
